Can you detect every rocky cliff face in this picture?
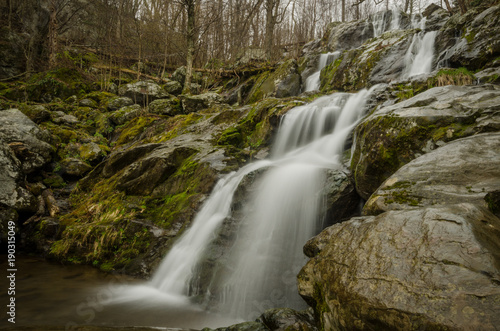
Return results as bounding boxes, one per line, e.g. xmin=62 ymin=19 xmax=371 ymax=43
xmin=1 ymin=2 xmax=500 ymax=330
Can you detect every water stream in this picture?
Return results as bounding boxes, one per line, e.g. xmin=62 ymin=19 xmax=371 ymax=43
xmin=304 ymin=52 xmax=340 ymax=92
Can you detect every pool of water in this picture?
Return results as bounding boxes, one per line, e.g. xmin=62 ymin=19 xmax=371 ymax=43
xmin=0 ymin=256 xmax=242 ymax=330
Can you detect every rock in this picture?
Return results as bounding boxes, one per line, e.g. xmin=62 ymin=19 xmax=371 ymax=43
xmin=475 ymin=67 xmax=500 ymax=84
xmin=236 ymin=48 xmax=267 ymax=65
xmin=79 ymin=142 xmax=103 ymax=163
xmin=435 ymin=4 xmax=500 ymax=69
xmin=323 ymin=169 xmax=360 ymax=226
xmin=148 ymin=97 xmax=182 ymax=116
xmin=171 ymin=66 xmax=187 ymax=87
xmin=204 ymin=321 xmax=270 ymax=331
xmin=100 ymin=143 xmax=163 ymax=179
xmin=60 ymin=158 xmax=92 ymax=177
xmin=109 ymin=104 xmax=142 ymax=125
xmin=259 ymin=308 xmax=318 ymax=331
xmin=0 ymin=206 xmax=18 ymax=243
xmin=181 ymin=92 xmax=224 ymax=113
xmin=79 ymin=98 xmax=98 ymax=108
xmin=247 ymin=59 xmax=302 ymax=103
xmin=118 ymin=81 xmax=169 ymax=105
xmin=327 ymin=19 xmax=374 ymax=52
xmin=115 ymin=146 xmax=197 ymax=195
xmin=485 ymin=190 xmax=500 ymax=217
xmin=0 ymin=29 xmax=27 ymax=79
xmin=0 ymin=109 xmax=54 ymax=173
xmin=298 ymin=203 xmax=500 ymax=330
xmin=107 ymin=96 xmax=134 ymax=111
xmin=351 ymin=85 xmax=500 ymax=200
xmin=163 ymin=79 xmax=183 ymax=95
xmin=364 ymin=133 xmax=500 ymax=215
xmin=20 ymin=105 xmax=51 ymax=124
xmin=0 ymin=140 xmax=37 ymax=212
xmin=51 ymin=111 xmax=79 ymax=125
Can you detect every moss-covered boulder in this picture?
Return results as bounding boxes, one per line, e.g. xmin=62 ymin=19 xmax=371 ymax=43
xmin=109 ymin=104 xmax=142 ymax=126
xmin=163 ymin=79 xmax=183 ymax=95
xmin=107 ymin=96 xmax=133 ymax=111
xmin=181 ymin=92 xmax=224 ymax=113
xmin=351 ymin=84 xmax=500 ymax=200
xmin=246 ymin=60 xmax=301 ymax=104
xmin=148 ymin=97 xmax=182 ymax=116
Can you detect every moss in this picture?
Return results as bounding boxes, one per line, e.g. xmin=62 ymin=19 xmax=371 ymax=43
xmin=431 ymin=67 xmax=475 ymax=86
xmin=115 ymin=115 xmax=158 ymax=146
xmin=320 ymin=55 xmax=344 ymax=92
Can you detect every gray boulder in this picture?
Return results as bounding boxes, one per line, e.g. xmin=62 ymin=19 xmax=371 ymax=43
xmin=298 ymin=203 xmax=500 ymax=330
xmin=118 ymin=81 xmax=169 ymax=105
xmin=0 ymin=109 xmax=54 ymax=173
xmin=364 ymin=132 xmax=500 ymax=215
xmin=107 ymin=96 xmax=134 ymax=111
xmin=79 ymin=98 xmax=98 ymax=108
xmin=0 ymin=139 xmax=37 ymax=212
xmin=60 ymin=158 xmax=92 ymax=177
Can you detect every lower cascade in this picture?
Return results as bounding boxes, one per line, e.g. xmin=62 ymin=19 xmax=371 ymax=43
xmin=109 ymin=89 xmax=374 ymax=320
xmin=403 ymin=28 xmax=437 ymax=78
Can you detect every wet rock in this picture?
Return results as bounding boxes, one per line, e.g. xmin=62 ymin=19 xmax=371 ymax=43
xmin=0 ymin=109 xmax=54 ymax=173
xmin=323 ymin=169 xmax=360 ymax=226
xmin=475 ymin=67 xmax=500 ymax=84
xmin=118 ymin=80 xmax=169 ymax=105
xmin=259 ymin=307 xmax=318 ymax=331
xmin=148 ymin=97 xmax=183 ymax=116
xmin=351 ymin=85 xmax=500 ymax=200
xmin=326 ymin=19 xmax=373 ymax=52
xmin=109 ymin=104 xmax=142 ymax=125
xmin=364 ymin=132 xmax=500 ymax=215
xmin=107 ymin=96 xmax=134 ymax=111
xmin=203 ymin=321 xmax=269 ymax=331
xmin=298 ymin=203 xmax=500 ymax=331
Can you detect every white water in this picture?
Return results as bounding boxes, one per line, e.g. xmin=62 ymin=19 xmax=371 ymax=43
xmin=304 ymin=52 xmax=340 ymax=92
xmin=108 ymin=88 xmax=374 ymax=324
xmin=371 ymin=9 xmax=402 ymax=38
xmin=403 ymin=30 xmax=437 ymax=78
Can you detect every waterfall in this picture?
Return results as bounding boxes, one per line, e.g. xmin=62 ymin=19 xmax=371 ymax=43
xmin=110 ymin=87 xmax=375 ymax=323
xmin=304 ymin=52 xmax=340 ymax=92
xmin=403 ymin=30 xmax=437 ymax=78
xmin=371 ymin=9 xmax=402 ymax=38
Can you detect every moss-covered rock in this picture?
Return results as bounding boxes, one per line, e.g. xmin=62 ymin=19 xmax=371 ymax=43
xmin=148 ymin=97 xmax=182 ymax=116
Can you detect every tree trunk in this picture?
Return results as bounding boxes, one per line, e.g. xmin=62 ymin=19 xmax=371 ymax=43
xmin=264 ymin=0 xmax=276 ymax=60
xmin=443 ymin=0 xmax=453 ymax=12
xmin=342 ymin=0 xmax=345 ymax=22
xmin=183 ymin=0 xmax=196 ymax=94
xmin=48 ymin=0 xmax=58 ymax=69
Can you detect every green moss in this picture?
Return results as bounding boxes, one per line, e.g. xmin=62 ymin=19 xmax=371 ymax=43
xmin=431 ymin=67 xmax=475 ymax=86
xmin=115 ymin=116 xmax=158 ymax=146
xmin=320 ymin=55 xmax=343 ymax=92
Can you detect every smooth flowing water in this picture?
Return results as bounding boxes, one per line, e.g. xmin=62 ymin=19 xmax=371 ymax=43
xmin=371 ymin=9 xmax=401 ymax=38
xmin=105 ymin=87 xmax=375 ymax=325
xmin=403 ymin=17 xmax=437 ymax=78
xmin=304 ymin=52 xmax=340 ymax=92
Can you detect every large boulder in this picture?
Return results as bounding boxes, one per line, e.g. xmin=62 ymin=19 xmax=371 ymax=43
xmin=0 ymin=109 xmax=54 ymax=173
xmin=118 ymin=80 xmax=169 ymax=105
xmin=148 ymin=97 xmax=183 ymax=116
xmin=109 ymin=104 xmax=142 ymax=125
xmin=0 ymin=139 xmax=37 ymax=212
xmin=351 ymin=85 xmax=500 ymax=200
xmin=298 ymin=203 xmax=500 ymax=330
xmin=364 ymin=132 xmax=500 ymax=215
xmin=181 ymin=92 xmax=224 ymax=113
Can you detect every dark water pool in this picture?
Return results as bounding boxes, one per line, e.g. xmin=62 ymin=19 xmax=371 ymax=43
xmin=0 ymin=256 xmax=241 ymax=330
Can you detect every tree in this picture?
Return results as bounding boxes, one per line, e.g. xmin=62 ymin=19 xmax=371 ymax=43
xmin=182 ymin=0 xmax=197 ymax=94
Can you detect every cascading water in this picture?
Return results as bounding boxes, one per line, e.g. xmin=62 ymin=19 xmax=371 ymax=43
xmin=304 ymin=52 xmax=340 ymax=92
xmin=403 ymin=17 xmax=437 ymax=78
xmin=371 ymin=9 xmax=402 ymax=38
xmin=108 ymin=87 xmax=375 ymax=325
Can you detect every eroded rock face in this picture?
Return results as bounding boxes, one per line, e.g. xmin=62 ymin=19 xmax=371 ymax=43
xmin=0 ymin=109 xmax=54 ymax=173
xmin=351 ymin=85 xmax=500 ymax=200
xmin=298 ymin=203 xmax=500 ymax=331
xmin=364 ymin=133 xmax=500 ymax=215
